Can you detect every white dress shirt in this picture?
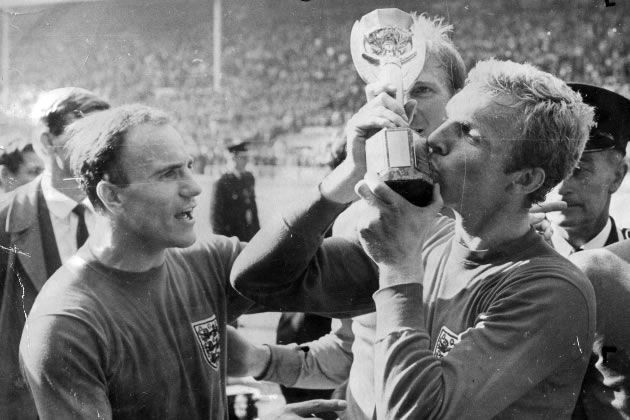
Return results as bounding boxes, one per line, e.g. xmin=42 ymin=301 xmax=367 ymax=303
xmin=551 ymin=218 xmax=616 ymax=257
xmin=41 ymin=173 xmax=94 ymax=263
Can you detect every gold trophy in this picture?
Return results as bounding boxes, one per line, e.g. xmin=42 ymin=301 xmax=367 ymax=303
xmin=350 ymin=8 xmax=435 ymax=206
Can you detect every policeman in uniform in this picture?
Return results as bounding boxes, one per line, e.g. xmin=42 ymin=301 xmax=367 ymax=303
xmin=210 ymin=140 xmax=260 ymax=242
xmin=550 ymin=84 xmax=630 ymax=255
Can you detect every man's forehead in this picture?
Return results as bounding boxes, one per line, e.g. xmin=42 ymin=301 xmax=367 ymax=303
xmin=122 ymin=124 xmax=187 ymax=166
xmin=579 ymin=150 xmax=613 ymax=167
xmin=413 ymin=55 xmax=449 ymax=87
xmin=126 ymin=123 xmax=182 ymax=148
xmin=445 ymin=86 xmax=486 ymax=118
xmin=447 ymin=86 xmax=517 ymax=121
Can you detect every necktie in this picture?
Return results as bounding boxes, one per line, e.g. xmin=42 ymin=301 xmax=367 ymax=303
xmin=73 ymin=204 xmax=89 ymax=248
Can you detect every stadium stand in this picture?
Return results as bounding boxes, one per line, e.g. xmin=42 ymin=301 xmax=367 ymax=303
xmin=3 ymin=0 xmax=629 ymax=166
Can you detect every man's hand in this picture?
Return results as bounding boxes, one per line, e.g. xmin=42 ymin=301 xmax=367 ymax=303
xmin=354 ymin=173 xmax=444 ymax=288
xmin=320 ymin=83 xmax=410 ymax=204
xmin=366 ymin=81 xmax=418 ymax=121
xmin=528 ymin=201 xmax=566 ymax=244
xmin=263 ymin=399 xmax=347 ymax=420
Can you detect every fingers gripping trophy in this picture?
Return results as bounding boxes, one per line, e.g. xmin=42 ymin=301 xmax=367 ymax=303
xmin=351 ymin=8 xmax=435 ymax=206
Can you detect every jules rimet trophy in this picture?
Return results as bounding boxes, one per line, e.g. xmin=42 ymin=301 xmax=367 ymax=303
xmin=350 ymin=8 xmax=435 ymax=206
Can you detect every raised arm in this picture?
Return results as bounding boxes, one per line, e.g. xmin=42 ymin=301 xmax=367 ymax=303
xmin=230 ymin=189 xmax=378 ymax=317
xmin=372 ymin=273 xmax=593 ymax=419
xmin=354 ymin=175 xmax=595 ymax=419
xmin=231 ymin=90 xmax=410 ymax=317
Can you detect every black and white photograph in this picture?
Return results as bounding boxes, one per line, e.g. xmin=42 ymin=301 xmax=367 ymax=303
xmin=1 ymin=0 xmax=629 ymax=418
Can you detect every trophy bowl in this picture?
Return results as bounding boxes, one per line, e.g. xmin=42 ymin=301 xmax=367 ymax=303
xmin=351 ymin=8 xmax=436 ymax=207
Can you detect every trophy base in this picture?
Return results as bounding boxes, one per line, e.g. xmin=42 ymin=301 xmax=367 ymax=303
xmin=386 ymin=178 xmax=433 ymax=207
xmin=365 ymin=127 xmax=435 ymax=207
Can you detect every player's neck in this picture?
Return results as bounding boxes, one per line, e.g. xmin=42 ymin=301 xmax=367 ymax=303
xmin=454 ymin=208 xmax=531 ymax=252
xmin=88 ymin=217 xmax=167 ymax=272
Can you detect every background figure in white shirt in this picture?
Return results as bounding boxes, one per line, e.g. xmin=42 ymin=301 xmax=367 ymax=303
xmin=0 ymin=87 xmax=110 ymax=420
xmin=550 ymin=84 xmax=630 ymax=255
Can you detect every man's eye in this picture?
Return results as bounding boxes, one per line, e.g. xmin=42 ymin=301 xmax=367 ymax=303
xmin=411 ymin=86 xmax=432 ymax=96
xmin=571 ymin=166 xmax=584 ymax=177
xmin=459 ymin=124 xmax=483 ymax=144
xmin=163 ymin=169 xmax=178 ymax=179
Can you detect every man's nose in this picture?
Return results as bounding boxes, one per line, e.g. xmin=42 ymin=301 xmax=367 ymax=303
xmin=181 ymin=171 xmax=202 ymax=197
xmin=427 ymin=126 xmax=448 ymax=156
xmin=557 ymin=179 xmax=572 ymax=196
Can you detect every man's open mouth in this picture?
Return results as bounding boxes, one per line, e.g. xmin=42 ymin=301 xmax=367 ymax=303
xmin=175 ymin=210 xmax=194 ymax=220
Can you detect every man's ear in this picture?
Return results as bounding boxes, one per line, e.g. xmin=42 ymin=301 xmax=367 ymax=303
xmin=96 ymin=180 xmax=124 ymax=214
xmin=0 ymin=166 xmax=10 ymax=182
xmin=609 ymin=158 xmax=628 ymax=194
xmin=39 ymin=132 xmax=55 ymax=154
xmin=0 ymin=166 xmax=11 ymax=189
xmin=509 ymin=167 xmax=546 ymax=196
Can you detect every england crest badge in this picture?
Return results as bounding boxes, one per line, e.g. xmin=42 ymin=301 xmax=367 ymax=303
xmin=433 ymin=326 xmax=461 ymax=360
xmin=192 ymin=316 xmax=221 ymax=370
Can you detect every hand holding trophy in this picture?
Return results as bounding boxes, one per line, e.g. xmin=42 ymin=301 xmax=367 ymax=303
xmin=350 ymin=8 xmax=435 ymax=206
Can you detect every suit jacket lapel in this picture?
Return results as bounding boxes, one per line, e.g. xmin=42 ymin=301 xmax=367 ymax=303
xmin=605 ymin=217 xmax=620 ymax=246
xmin=7 ymin=177 xmax=50 ymax=291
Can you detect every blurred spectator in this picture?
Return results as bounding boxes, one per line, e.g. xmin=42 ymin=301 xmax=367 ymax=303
xmin=5 ymin=1 xmax=630 ymax=164
xmin=0 ymin=140 xmax=44 ymax=193
xmin=210 ymin=140 xmax=260 ymax=242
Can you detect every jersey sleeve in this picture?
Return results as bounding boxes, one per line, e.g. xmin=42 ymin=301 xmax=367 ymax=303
xmin=19 ymin=314 xmax=112 ymax=420
xmin=372 ymin=270 xmax=595 ymax=420
xmin=261 ymin=318 xmax=354 ymax=389
xmin=230 ymin=188 xmax=379 ymax=317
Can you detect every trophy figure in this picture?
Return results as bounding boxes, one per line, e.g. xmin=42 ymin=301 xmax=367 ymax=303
xmin=350 ymin=8 xmax=435 ymax=206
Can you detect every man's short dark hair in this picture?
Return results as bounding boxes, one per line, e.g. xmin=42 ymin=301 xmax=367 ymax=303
xmin=65 ymin=104 xmax=170 ymax=210
xmin=31 ymin=87 xmax=110 ymax=136
xmin=0 ymin=139 xmax=35 ymax=174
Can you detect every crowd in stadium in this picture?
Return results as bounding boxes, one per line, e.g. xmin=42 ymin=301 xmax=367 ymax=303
xmin=6 ymin=0 xmax=628 ymax=170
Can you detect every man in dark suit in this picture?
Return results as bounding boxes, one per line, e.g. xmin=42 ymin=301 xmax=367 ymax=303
xmin=210 ymin=140 xmax=260 ymax=242
xmin=550 ymin=84 xmax=630 ymax=256
xmin=0 ymin=87 xmax=109 ymax=419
